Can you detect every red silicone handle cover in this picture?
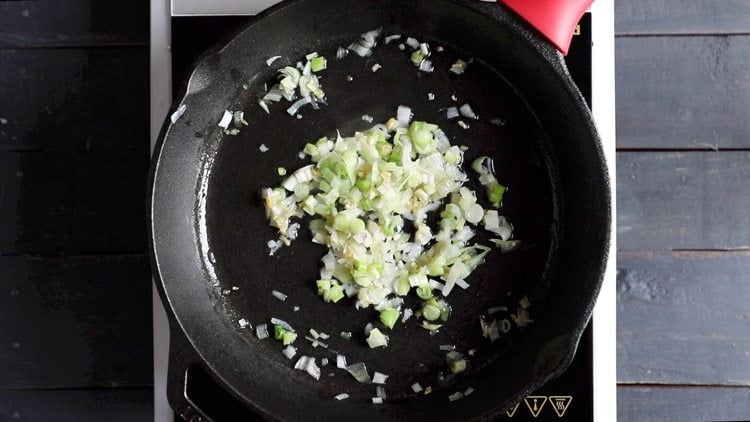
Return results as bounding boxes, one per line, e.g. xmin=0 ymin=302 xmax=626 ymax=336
xmin=498 ymin=0 xmax=594 ymax=55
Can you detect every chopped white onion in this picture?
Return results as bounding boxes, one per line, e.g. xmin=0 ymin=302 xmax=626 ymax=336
xmin=459 ymin=103 xmax=479 ymax=120
xmin=336 ymin=354 xmax=347 ymax=369
xmin=286 ymin=97 xmax=311 ymax=116
xmin=282 ymin=345 xmax=297 ymax=360
xmin=271 ymin=290 xmax=288 ymax=301
xmin=371 ymin=63 xmax=382 ymax=72
xmin=445 ymin=107 xmax=459 ymax=120
xmin=255 ymin=323 xmax=269 ymax=340
xmin=218 ymin=110 xmax=233 ymax=129
xmin=362 ymin=114 xmax=374 ymax=123
xmin=372 ymin=397 xmax=383 ymax=404
xmin=487 ymin=306 xmax=508 ymax=315
xmin=372 ymin=372 xmax=389 ymax=385
xmin=336 ymin=47 xmax=349 ymax=59
xmin=457 ymin=120 xmax=469 ymax=130
xmin=385 ymin=34 xmax=402 ymax=44
xmin=411 ymin=382 xmax=423 ymax=393
xmin=334 ymin=393 xmax=350 ymax=401
xmin=448 ymin=392 xmax=464 ymax=402
xmin=418 ymin=59 xmax=434 ymax=73
xmin=259 ymin=144 xmax=269 ymax=153
xmin=428 ymin=93 xmax=435 ymax=101
xmin=238 ymin=318 xmax=250 ymax=329
xmin=271 ymin=318 xmax=294 ymax=332
xmin=397 ymin=105 xmax=413 ymax=126
xmin=346 ymin=362 xmax=371 ymax=383
xmin=321 ymin=357 xmax=329 ymax=367
xmin=455 ymin=278 xmax=470 ymax=290
xmin=439 ymin=344 xmax=455 ymax=351
xmin=405 ymin=37 xmax=420 ymax=49
xmin=376 ymin=386 xmax=387 ymax=399
xmin=401 ymin=308 xmax=413 ymax=322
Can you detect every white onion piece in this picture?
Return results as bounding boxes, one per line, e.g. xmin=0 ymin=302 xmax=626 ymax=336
xmin=372 ymin=397 xmax=383 ymax=404
xmin=282 ymin=345 xmax=297 ymax=360
xmin=255 ymin=324 xmax=269 ymax=340
xmin=271 ymin=290 xmax=287 ymax=301
xmin=455 ymin=278 xmax=470 ymax=290
xmin=385 ymin=34 xmax=401 ymax=44
xmin=419 ymin=59 xmax=434 ymax=73
xmin=271 ymin=318 xmax=294 ymax=332
xmin=336 ymin=354 xmax=347 ymax=369
xmin=397 ymin=105 xmax=413 ymax=126
xmin=372 ymin=372 xmax=389 ymax=385
xmin=266 ymin=55 xmax=282 ymax=66
xmin=286 ymin=97 xmax=311 ymax=116
xmin=405 ymin=37 xmax=420 ymax=49
xmin=411 ymin=382 xmax=423 ymax=393
xmin=376 ymin=386 xmax=387 ymax=399
xmin=334 ymin=393 xmax=350 ymax=401
xmin=459 ymin=103 xmax=479 ymax=120
xmin=445 ymin=107 xmax=459 ymax=120
xmin=346 ymin=362 xmax=371 ymax=383
xmin=238 ymin=318 xmax=250 ymax=329
xmin=218 ymin=110 xmax=233 ymax=129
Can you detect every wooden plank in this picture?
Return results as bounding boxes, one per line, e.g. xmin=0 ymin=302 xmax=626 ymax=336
xmin=616 ymin=36 xmax=750 ymax=150
xmin=0 ymin=48 xmax=149 ymax=154
xmin=0 ymin=388 xmax=153 ymax=422
xmin=616 ymin=0 xmax=750 ymax=35
xmin=618 ymin=152 xmax=750 ymax=250
xmin=0 ymin=151 xmax=148 ymax=255
xmin=0 ymin=255 xmax=152 ymax=388
xmin=0 ymin=1 xmax=148 ymax=48
xmin=618 ymin=386 xmax=750 ymax=422
xmin=617 ymin=251 xmax=750 ymax=385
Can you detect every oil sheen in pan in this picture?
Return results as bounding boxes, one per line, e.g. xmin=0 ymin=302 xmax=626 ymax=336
xmin=198 ymin=36 xmax=558 ymax=397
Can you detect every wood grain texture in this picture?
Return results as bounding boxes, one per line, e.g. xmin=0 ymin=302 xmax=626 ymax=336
xmin=0 ymin=48 xmax=149 ymax=154
xmin=616 ymin=36 xmax=750 ymax=150
xmin=0 ymin=151 xmax=148 ymax=255
xmin=616 ymin=0 xmax=750 ymax=35
xmin=0 ymin=388 xmax=152 ymax=422
xmin=617 ymin=251 xmax=750 ymax=385
xmin=618 ymin=386 xmax=750 ymax=422
xmin=0 ymin=1 xmax=148 ymax=48
xmin=0 ymin=255 xmax=152 ymax=388
xmin=618 ymin=152 xmax=750 ymax=250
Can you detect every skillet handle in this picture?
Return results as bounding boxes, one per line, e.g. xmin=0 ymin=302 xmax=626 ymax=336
xmin=166 ymin=324 xmax=214 ymax=422
xmin=496 ymin=0 xmax=594 ymax=55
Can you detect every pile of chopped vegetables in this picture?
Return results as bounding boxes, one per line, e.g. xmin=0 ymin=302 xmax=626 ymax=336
xmin=262 ymin=107 xmax=517 ymax=346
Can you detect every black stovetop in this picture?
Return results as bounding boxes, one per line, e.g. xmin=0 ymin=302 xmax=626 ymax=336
xmin=170 ymin=13 xmax=593 ymax=422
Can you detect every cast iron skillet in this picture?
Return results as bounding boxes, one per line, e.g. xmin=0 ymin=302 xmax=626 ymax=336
xmin=149 ymin=0 xmax=610 ymax=420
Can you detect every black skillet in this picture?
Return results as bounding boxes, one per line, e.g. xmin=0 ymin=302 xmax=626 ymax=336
xmin=149 ymin=0 xmax=610 ymax=420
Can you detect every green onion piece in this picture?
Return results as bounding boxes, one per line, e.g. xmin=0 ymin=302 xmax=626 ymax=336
xmin=366 ymin=327 xmax=389 ymax=348
xmin=416 ymin=286 xmax=433 ymax=300
xmin=449 ymin=359 xmax=467 ymax=374
xmin=379 ymin=308 xmax=400 ymax=329
xmin=471 ymin=156 xmax=491 ymax=175
xmin=282 ymin=331 xmax=298 ymax=346
xmin=356 ymin=178 xmax=372 ymax=192
xmin=410 ymin=51 xmax=425 ymax=67
xmin=274 ymin=325 xmax=287 ymax=341
xmin=487 ymin=182 xmax=507 ymax=207
xmin=303 ymin=143 xmax=318 ymax=156
xmin=427 ymin=255 xmax=446 ymax=276
xmin=317 ymin=279 xmax=332 ymax=294
xmin=277 ymin=167 xmax=287 ymax=176
xmin=310 ymin=56 xmax=327 ymax=72
xmin=349 ymin=218 xmax=366 ymax=234
xmin=439 ymin=302 xmax=452 ymax=322
xmin=325 ymin=284 xmax=345 ymax=303
xmin=394 ymin=276 xmax=411 ymax=296
xmin=422 ymin=303 xmax=441 ymax=321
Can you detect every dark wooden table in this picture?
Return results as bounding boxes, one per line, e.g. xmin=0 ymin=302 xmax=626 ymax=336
xmin=616 ymin=0 xmax=750 ymax=420
xmin=0 ymin=0 xmax=748 ymax=420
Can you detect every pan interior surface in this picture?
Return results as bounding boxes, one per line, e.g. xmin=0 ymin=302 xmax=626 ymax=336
xmin=153 ymin=0 xmax=609 ymax=420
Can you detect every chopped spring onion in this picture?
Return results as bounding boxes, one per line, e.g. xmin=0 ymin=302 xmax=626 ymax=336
xmin=334 ymin=393 xmax=350 ymax=401
xmin=281 ymin=345 xmax=297 ymax=360
xmin=448 ymin=391 xmax=464 ymax=402
xmin=379 ymin=308 xmax=399 ymax=329
xmin=255 ymin=323 xmax=269 ymax=340
xmin=271 ymin=318 xmax=294 ymax=331
xmin=286 ymin=97 xmax=312 ymax=116
xmin=346 ymin=362 xmax=372 ymax=383
xmin=366 ymin=327 xmax=389 ymax=348
xmin=274 ymin=325 xmax=297 ymax=345
xmin=310 ymin=56 xmax=327 ymax=72
xmin=271 ymin=290 xmax=288 ymax=301
xmin=372 ymin=372 xmax=389 ymax=385
xmin=261 ymin=113 xmax=519 ymax=345
xmin=411 ymin=382 xmax=423 ymax=393
xmin=446 ymin=350 xmax=467 ymax=374
xmin=450 ymin=59 xmax=469 ymax=75
xmin=340 ymin=331 xmax=352 ymax=340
